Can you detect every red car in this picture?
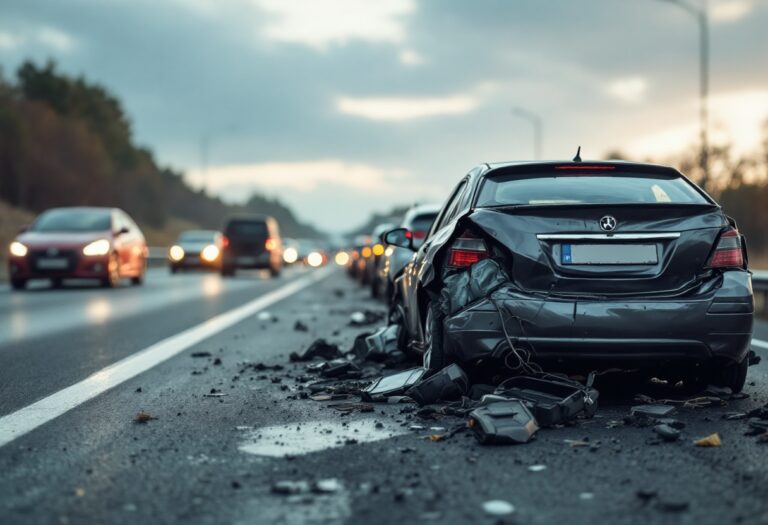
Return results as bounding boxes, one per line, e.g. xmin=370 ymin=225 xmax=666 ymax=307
xmin=8 ymin=207 xmax=148 ymax=290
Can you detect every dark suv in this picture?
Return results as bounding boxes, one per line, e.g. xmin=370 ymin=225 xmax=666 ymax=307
xmin=220 ymin=216 xmax=283 ymax=277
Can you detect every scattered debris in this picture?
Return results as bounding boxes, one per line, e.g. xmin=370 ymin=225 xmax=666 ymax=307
xmin=694 ymin=432 xmax=722 ymax=447
xmin=495 ymin=375 xmax=599 ymax=426
xmin=631 ymin=404 xmax=676 ymax=418
xmin=190 ymin=352 xmax=212 ymax=358
xmin=213 ymin=357 xmax=222 ymax=366
xmin=293 ymin=320 xmax=309 ymax=332
xmin=657 ymin=499 xmax=690 ymax=513
xmin=329 ymin=403 xmax=374 ymax=414
xmin=257 ymin=311 xmax=273 ymax=321
xmin=482 ymin=500 xmax=515 ymax=516
xmin=133 ymin=411 xmax=157 ymax=424
xmin=653 ymin=424 xmax=681 ymax=442
xmin=349 ymin=310 xmax=386 ymax=326
xmin=469 ymin=400 xmax=539 ymax=445
xmin=362 ymin=325 xmax=405 ymax=362
xmin=361 ymin=368 xmax=425 ymax=399
xmin=272 ymin=480 xmax=310 ymax=495
xmin=290 ymin=339 xmax=342 ymax=362
xmin=405 ymin=364 xmax=469 ymax=406
xmin=313 ymin=479 xmax=341 ymax=494
xmin=527 ymin=464 xmax=547 ymax=473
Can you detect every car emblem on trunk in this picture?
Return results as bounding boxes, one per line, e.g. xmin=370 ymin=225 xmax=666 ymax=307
xmin=47 ymin=247 xmax=59 ymax=256
xmin=599 ymin=215 xmax=617 ymax=232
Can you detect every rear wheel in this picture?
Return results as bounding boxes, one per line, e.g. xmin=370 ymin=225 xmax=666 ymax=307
xmin=423 ymin=301 xmax=448 ymax=373
xmin=10 ymin=278 xmax=27 ymax=291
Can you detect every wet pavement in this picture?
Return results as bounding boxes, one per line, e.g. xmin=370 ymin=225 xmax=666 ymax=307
xmin=1 ymin=268 xmax=768 ymax=524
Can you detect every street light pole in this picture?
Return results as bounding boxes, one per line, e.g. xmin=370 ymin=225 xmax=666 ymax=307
xmin=658 ymin=0 xmax=709 ymax=189
xmin=511 ymin=107 xmax=543 ymax=160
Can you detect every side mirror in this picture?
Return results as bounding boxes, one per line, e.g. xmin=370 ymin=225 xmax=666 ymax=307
xmin=384 ymin=228 xmax=414 ymax=250
xmin=115 ymin=226 xmax=130 ymax=236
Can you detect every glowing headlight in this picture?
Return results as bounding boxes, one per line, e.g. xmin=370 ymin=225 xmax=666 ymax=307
xmin=169 ymin=245 xmax=185 ymax=261
xmin=201 ymin=244 xmax=220 ymax=262
xmin=361 ymin=246 xmax=372 ymax=258
xmin=283 ymin=247 xmax=298 ymax=264
xmin=372 ymin=243 xmax=385 ymax=256
xmin=9 ymin=241 xmax=28 ymax=257
xmin=82 ymin=239 xmax=111 ymax=256
xmin=384 ymin=246 xmax=395 ymax=257
xmin=307 ymin=251 xmax=323 ymax=268
xmin=334 ymin=251 xmax=350 ymax=266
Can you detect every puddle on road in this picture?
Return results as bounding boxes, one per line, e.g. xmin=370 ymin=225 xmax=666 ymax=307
xmin=238 ymin=418 xmax=407 ymax=457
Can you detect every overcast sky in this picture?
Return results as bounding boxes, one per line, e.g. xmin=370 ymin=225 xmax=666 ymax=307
xmin=1 ymin=0 xmax=767 ymax=231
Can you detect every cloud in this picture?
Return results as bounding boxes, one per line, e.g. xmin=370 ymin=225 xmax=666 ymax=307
xmin=187 ymin=159 xmax=409 ymax=193
xmin=36 ymin=26 xmax=75 ymax=51
xmin=0 ymin=31 xmax=21 ymax=51
xmin=254 ymin=0 xmax=415 ymax=49
xmin=398 ymin=49 xmax=423 ymax=66
xmin=629 ymin=89 xmax=768 ymax=157
xmin=605 ymin=76 xmax=648 ymax=104
xmin=336 ymin=93 xmax=479 ymax=122
xmin=711 ymin=0 xmax=753 ymax=23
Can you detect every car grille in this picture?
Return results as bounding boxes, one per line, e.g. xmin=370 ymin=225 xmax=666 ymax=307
xmin=29 ymin=249 xmax=78 ymax=273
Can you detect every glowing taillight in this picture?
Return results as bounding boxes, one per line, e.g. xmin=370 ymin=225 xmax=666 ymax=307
xmin=265 ymin=238 xmax=278 ymax=251
xmin=707 ymin=228 xmax=744 ymax=269
xmin=447 ymin=234 xmax=488 ymax=268
xmin=221 ymin=236 xmax=230 ymax=248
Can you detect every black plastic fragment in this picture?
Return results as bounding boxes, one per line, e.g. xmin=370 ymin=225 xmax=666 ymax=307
xmin=361 ymin=368 xmax=425 ymax=400
xmin=653 ymin=424 xmax=681 ymax=442
xmin=494 ymin=376 xmax=599 ymax=427
xmin=362 ymin=325 xmax=403 ymax=362
xmin=290 ymin=339 xmax=342 ymax=362
xmin=405 ymin=364 xmax=469 ymax=406
xmin=468 ymin=400 xmax=539 ymax=445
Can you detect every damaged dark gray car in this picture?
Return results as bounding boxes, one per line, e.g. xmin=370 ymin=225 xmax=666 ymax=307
xmin=386 ymin=160 xmax=754 ymax=392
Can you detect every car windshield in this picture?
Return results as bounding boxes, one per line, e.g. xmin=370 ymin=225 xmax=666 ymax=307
xmin=476 ymin=173 xmax=710 ymax=207
xmin=179 ymin=231 xmax=217 ymax=242
xmin=31 ymin=209 xmax=112 ymax=232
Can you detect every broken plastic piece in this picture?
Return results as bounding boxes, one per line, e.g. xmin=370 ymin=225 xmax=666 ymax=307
xmin=361 ymin=368 xmax=425 ymax=400
xmin=653 ymin=424 xmax=681 ymax=442
xmin=320 ymin=361 xmax=360 ymax=378
xmin=441 ymin=259 xmax=509 ymax=315
xmin=469 ymin=400 xmax=539 ymax=445
xmin=363 ymin=325 xmax=402 ymax=362
xmin=694 ymin=432 xmax=722 ymax=447
xmin=290 ymin=339 xmax=342 ymax=362
xmin=495 ymin=376 xmax=599 ymax=427
xmin=630 ymin=404 xmax=676 ymax=418
xmin=405 ymin=364 xmax=469 ymax=406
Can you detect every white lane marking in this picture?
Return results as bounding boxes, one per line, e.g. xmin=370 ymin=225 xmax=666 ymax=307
xmin=0 ymin=267 xmax=334 ymax=448
xmin=752 ymin=338 xmax=768 ymax=351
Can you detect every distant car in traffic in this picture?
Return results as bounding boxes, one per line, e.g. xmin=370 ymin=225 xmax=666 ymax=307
xmin=220 ymin=215 xmax=282 ymax=277
xmin=8 ymin=206 xmax=147 ymax=290
xmin=168 ymin=230 xmax=223 ymax=273
xmin=388 ymin=160 xmax=753 ymax=393
xmin=376 ymin=203 xmax=440 ymax=303
xmin=363 ymin=222 xmax=397 ymax=288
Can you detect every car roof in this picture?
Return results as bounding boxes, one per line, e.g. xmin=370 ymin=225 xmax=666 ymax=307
xmin=481 ymin=160 xmax=683 ymax=177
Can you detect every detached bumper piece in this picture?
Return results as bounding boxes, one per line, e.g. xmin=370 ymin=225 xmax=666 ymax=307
xmin=405 ymin=364 xmax=469 ymax=406
xmin=468 ymin=400 xmax=539 ymax=445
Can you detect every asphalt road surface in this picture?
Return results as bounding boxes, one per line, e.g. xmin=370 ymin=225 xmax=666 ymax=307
xmin=1 ymin=267 xmax=768 ymax=524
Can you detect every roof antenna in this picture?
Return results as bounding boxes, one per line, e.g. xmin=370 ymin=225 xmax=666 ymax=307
xmin=573 ymin=146 xmax=582 ymax=162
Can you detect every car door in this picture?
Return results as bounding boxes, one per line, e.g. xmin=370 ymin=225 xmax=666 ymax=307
xmin=401 ymin=179 xmax=470 ymax=344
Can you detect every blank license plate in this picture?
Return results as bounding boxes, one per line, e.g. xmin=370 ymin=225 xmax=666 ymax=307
xmin=237 ymin=256 xmax=258 ymax=265
xmin=36 ymin=257 xmax=69 ymax=269
xmin=561 ymin=244 xmax=658 ymax=265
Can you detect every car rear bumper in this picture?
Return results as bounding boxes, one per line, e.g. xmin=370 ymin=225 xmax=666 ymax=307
xmin=9 ymin=254 xmax=110 ymax=280
xmin=222 ymin=252 xmax=272 ymax=269
xmin=443 ymin=271 xmax=754 ymax=367
xmin=170 ymin=254 xmax=220 ymax=269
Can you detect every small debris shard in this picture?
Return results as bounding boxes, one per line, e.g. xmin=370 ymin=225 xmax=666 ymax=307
xmin=272 ymin=480 xmax=310 ymax=495
xmin=313 ymin=479 xmax=341 ymax=494
xmin=405 ymin=364 xmax=469 ymax=406
xmin=653 ymin=424 xmax=681 ymax=442
xmin=482 ymin=500 xmax=515 ymax=516
xmin=257 ymin=311 xmax=273 ymax=321
xmin=349 ymin=310 xmax=385 ymax=326
xmin=468 ymin=400 xmax=539 ymax=445
xmin=290 ymin=339 xmax=342 ymax=362
xmin=190 ymin=352 xmax=211 ymax=358
xmin=362 ymin=368 xmax=425 ymax=399
xmin=133 ymin=411 xmax=156 ymax=424
xmin=294 ymin=320 xmax=309 ymax=332
xmin=528 ymin=464 xmax=547 ymax=472
xmin=694 ymin=432 xmax=722 ymax=447
xmin=630 ymin=404 xmax=676 ymax=418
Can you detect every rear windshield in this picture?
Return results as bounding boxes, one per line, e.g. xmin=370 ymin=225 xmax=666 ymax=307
xmin=226 ymin=221 xmax=267 ymax=238
xmin=32 ymin=209 xmax=112 ymax=232
xmin=476 ymin=173 xmax=709 ymax=207
xmin=179 ymin=231 xmax=217 ymax=242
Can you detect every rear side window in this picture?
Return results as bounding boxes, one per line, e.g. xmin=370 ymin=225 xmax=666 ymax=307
xmin=226 ymin=221 xmax=268 ymax=238
xmin=476 ymin=173 xmax=709 ymax=207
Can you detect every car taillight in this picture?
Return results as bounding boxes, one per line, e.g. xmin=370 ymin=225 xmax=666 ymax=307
xmin=448 ymin=234 xmax=488 ymax=268
xmin=265 ymin=238 xmax=277 ymax=251
xmin=413 ymin=230 xmax=426 ymax=240
xmin=221 ymin=236 xmax=230 ymax=248
xmin=707 ymin=228 xmax=744 ymax=269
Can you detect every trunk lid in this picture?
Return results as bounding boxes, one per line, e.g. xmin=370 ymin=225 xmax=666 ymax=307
xmin=468 ymin=204 xmax=727 ymax=296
